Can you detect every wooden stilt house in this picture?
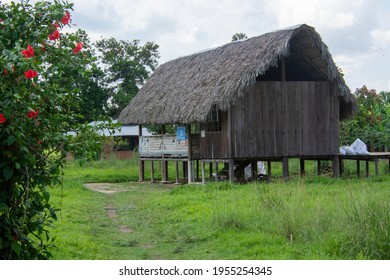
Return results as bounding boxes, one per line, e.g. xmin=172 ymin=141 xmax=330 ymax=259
xmin=118 ymin=24 xmax=356 ymax=183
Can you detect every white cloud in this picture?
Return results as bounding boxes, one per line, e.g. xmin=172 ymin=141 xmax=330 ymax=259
xmin=371 ymin=29 xmax=390 ymax=51
xmin=263 ymin=0 xmax=376 ymax=30
xmin=2 ymin=0 xmax=390 ymax=92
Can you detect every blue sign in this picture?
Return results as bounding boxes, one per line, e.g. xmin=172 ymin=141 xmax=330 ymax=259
xmin=176 ymin=125 xmax=186 ymax=140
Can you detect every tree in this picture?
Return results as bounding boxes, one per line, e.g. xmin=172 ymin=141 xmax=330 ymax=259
xmin=340 ymin=86 xmax=390 ymax=151
xmin=95 ymin=38 xmax=160 ymax=118
xmin=0 ymin=0 xmax=104 ymax=259
xmin=231 ymin=32 xmax=248 ymax=42
xmin=71 ymin=30 xmax=110 ymax=123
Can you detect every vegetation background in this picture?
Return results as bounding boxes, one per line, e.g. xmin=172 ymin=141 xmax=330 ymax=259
xmin=49 ymin=158 xmax=390 ymax=260
xmin=1 ymin=0 xmax=389 ymax=260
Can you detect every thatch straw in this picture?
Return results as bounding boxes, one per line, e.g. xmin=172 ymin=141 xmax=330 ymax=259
xmin=119 ymin=24 xmax=355 ymax=125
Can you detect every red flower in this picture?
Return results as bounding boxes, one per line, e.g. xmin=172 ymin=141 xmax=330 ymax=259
xmin=72 ymin=42 xmax=83 ymax=54
xmin=49 ymin=29 xmax=60 ymax=40
xmin=27 ymin=109 xmax=39 ymax=119
xmin=24 ymin=69 xmax=38 ymax=79
xmin=3 ymin=69 xmax=7 ymax=75
xmin=22 ymin=44 xmax=35 ymax=58
xmin=0 ymin=113 xmax=6 ymax=124
xmin=61 ymin=11 xmax=71 ymax=25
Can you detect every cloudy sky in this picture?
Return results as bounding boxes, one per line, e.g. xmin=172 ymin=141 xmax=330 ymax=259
xmin=5 ymin=0 xmax=390 ymax=92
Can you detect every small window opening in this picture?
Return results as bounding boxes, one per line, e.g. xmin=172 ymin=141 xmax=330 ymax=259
xmin=207 ymin=106 xmax=222 ymax=132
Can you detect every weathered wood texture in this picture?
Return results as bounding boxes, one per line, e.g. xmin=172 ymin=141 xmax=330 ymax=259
xmin=139 ymin=134 xmax=200 ymax=158
xmin=200 ymin=112 xmax=229 ymax=158
xmin=225 ymin=81 xmax=340 ymax=158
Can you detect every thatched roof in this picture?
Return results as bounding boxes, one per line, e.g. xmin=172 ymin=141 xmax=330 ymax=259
xmin=119 ymin=24 xmax=356 ymax=125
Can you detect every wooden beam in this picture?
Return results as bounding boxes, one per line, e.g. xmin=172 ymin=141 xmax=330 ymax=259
xmin=375 ymin=159 xmax=379 ymax=176
xmin=365 ymin=160 xmax=370 ymax=177
xmin=333 ymin=155 xmax=339 ymax=178
xmin=175 ymin=160 xmax=179 ymax=184
xmin=162 ymin=160 xmax=168 ymax=182
xmin=317 ymin=160 xmax=321 ymax=175
xmin=283 ymin=157 xmax=289 ymax=181
xmin=229 ymin=159 xmax=234 ymax=183
xmin=150 ymin=160 xmax=155 ymax=183
xmin=187 ymin=124 xmax=193 ymax=183
xmin=356 ymin=160 xmax=360 ymax=177
xmin=182 ymin=161 xmax=187 ymax=179
xmin=138 ymin=125 xmax=144 ymax=182
xmin=300 ymin=158 xmax=305 ymax=177
xmin=267 ymin=161 xmax=272 ymax=182
xmin=339 ymin=158 xmax=344 ymax=177
xmin=251 ymin=160 xmax=257 ymax=181
xmin=196 ymin=160 xmax=199 ymax=180
xmin=202 ymin=161 xmax=206 ymax=185
xmin=215 ymin=162 xmax=219 ymax=182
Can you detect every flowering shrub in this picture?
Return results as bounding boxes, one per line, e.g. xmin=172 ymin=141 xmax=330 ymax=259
xmin=0 ymin=0 xmax=95 ymax=259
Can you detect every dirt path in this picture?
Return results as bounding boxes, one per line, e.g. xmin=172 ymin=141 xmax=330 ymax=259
xmin=84 ymin=182 xmax=156 ymax=250
xmin=84 ymin=183 xmax=135 ymax=234
xmin=84 ymin=183 xmax=128 ymax=194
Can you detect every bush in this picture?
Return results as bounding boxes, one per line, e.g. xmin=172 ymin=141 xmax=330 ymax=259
xmin=0 ymin=1 xmax=97 ymax=259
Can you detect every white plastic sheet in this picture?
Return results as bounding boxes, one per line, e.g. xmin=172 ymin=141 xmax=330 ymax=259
xmin=340 ymin=138 xmax=370 ymax=155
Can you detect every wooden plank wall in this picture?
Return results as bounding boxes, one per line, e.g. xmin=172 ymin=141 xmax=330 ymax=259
xmin=230 ymin=81 xmax=339 ymax=158
xmin=200 ymin=111 xmax=229 ymax=158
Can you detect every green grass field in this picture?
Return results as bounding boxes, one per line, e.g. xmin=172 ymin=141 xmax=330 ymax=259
xmin=49 ymin=157 xmax=390 ymax=260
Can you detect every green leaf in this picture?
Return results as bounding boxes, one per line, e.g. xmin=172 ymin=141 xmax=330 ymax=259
xmin=3 ymin=166 xmax=13 ymax=181
xmin=43 ymin=191 xmax=50 ymax=202
xmin=6 ymin=135 xmax=16 ymax=146
xmin=12 ymin=242 xmax=21 ymax=256
xmin=0 ymin=202 xmax=8 ymax=212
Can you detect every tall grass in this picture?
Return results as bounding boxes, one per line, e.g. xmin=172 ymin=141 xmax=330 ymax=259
xmin=64 ymin=157 xmax=140 ymax=182
xmin=52 ymin=158 xmax=390 ymax=260
xmin=338 ymin=191 xmax=390 ymax=259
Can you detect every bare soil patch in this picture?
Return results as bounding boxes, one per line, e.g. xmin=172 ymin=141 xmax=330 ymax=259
xmin=86 ymin=184 xmax=136 ymax=235
xmin=84 ymin=183 xmax=128 ymax=194
xmin=105 ymin=205 xmax=118 ymax=219
xmin=119 ymin=226 xmax=134 ymax=233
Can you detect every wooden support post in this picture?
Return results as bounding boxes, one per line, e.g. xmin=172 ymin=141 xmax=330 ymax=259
xmin=187 ymin=124 xmax=193 ymax=184
xmin=333 ymin=155 xmax=339 ymax=178
xmin=375 ymin=159 xmax=379 ymax=176
xmin=139 ymin=160 xmax=145 ymax=182
xmin=150 ymin=160 xmax=155 ymax=183
xmin=229 ymin=159 xmax=234 ymax=183
xmin=202 ymin=161 xmax=206 ymax=185
xmin=215 ymin=162 xmax=219 ymax=182
xmin=196 ymin=160 xmax=199 ymax=180
xmin=251 ymin=160 xmax=257 ymax=181
xmin=282 ymin=157 xmax=289 ymax=181
xmin=339 ymin=158 xmax=344 ymax=177
xmin=209 ymin=162 xmax=213 ymax=178
xmin=365 ymin=160 xmax=370 ymax=177
xmin=317 ymin=160 xmax=321 ymax=176
xmin=138 ymin=125 xmax=144 ymax=182
xmin=182 ymin=162 xmax=187 ymax=179
xmin=175 ymin=160 xmax=179 ymax=184
xmin=162 ymin=160 xmax=168 ymax=182
xmin=267 ymin=161 xmax=272 ymax=182
xmin=187 ymin=160 xmax=193 ymax=183
xmin=300 ymin=159 xmax=305 ymax=177
xmin=356 ymin=160 xmax=361 ymax=177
